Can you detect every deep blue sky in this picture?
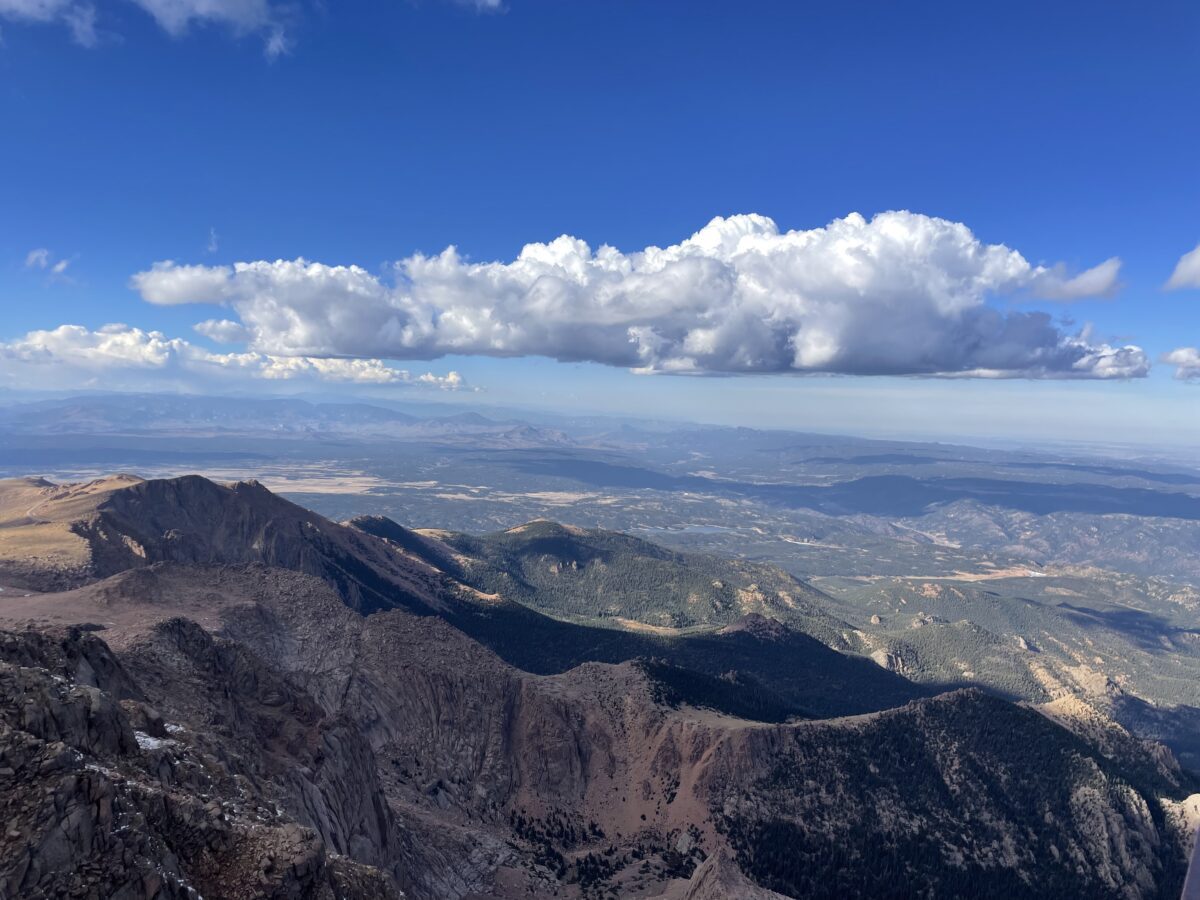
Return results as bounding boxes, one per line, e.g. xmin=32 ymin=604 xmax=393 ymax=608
xmin=2 ymin=0 xmax=1198 ymax=445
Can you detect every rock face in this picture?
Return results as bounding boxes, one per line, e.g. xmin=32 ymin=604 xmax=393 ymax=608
xmin=681 ymin=851 xmax=790 ymax=900
xmin=0 ymin=625 xmax=402 ymax=900
xmin=0 ymin=475 xmax=1197 ymax=899
xmin=704 ymin=690 xmax=1191 ymax=899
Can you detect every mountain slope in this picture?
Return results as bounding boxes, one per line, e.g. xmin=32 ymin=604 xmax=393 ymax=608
xmin=5 ymin=563 xmax=1196 ymax=898
xmin=0 ymin=475 xmax=923 ymax=720
xmin=1 ymin=475 xmax=1197 ymax=898
xmin=351 ymin=515 xmax=864 ymax=652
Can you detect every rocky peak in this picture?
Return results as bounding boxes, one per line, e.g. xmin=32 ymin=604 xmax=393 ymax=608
xmin=0 ymin=474 xmax=450 ymax=614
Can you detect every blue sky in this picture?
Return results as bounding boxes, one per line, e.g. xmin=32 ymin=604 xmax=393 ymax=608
xmin=1 ymin=0 xmax=1198 ymax=446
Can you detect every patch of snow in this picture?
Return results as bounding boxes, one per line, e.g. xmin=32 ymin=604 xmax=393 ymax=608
xmin=134 ymin=731 xmax=176 ymax=751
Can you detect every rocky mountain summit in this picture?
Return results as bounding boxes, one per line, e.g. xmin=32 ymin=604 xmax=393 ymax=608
xmin=0 ymin=474 xmax=1197 ymax=899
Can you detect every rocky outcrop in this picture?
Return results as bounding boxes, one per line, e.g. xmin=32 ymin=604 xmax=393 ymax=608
xmin=681 ymin=850 xmax=789 ymax=900
xmin=0 ymin=625 xmax=403 ymax=900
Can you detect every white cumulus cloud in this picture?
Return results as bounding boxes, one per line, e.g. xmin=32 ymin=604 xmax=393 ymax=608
xmin=136 ymin=262 xmax=235 ymax=304
xmin=0 ymin=324 xmax=468 ymax=391
xmin=1028 ymin=257 xmax=1121 ymax=301
xmin=1163 ymin=347 xmax=1200 ymax=380
xmin=194 ymin=317 xmax=249 ymax=343
xmin=1166 ymin=242 xmax=1200 ymax=291
xmin=130 ymin=210 xmax=1144 ymax=380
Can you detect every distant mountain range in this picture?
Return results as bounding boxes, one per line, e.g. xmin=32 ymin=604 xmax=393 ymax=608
xmin=0 ymin=473 xmax=1196 ymax=898
xmin=0 ymin=393 xmax=574 ymax=448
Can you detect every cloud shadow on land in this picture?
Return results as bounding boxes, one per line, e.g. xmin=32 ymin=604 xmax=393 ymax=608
xmin=493 ymin=455 xmax=1200 ymax=520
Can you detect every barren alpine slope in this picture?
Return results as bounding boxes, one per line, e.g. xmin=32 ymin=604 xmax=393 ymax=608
xmin=0 ymin=474 xmax=1197 ymax=899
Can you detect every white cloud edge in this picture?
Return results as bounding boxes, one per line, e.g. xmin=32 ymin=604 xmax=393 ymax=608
xmin=23 ymin=247 xmax=72 ymax=277
xmin=24 ymin=248 xmax=51 ymax=269
xmin=0 ymin=0 xmax=287 ymax=55
xmin=1156 ymin=243 xmax=1200 ymax=381
xmin=1166 ymin=242 xmax=1200 ymax=291
xmin=0 ymin=323 xmax=469 ymax=391
xmin=130 ymin=210 xmax=1146 ymax=380
xmin=1163 ymin=347 xmax=1200 ymax=380
xmin=0 ymin=0 xmax=98 ymax=45
xmin=0 ymin=0 xmax=502 ymax=55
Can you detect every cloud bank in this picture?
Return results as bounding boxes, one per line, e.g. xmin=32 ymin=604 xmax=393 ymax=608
xmin=0 ymin=324 xmax=466 ymax=391
xmin=132 ymin=211 xmax=1145 ymax=380
xmin=1166 ymin=242 xmax=1200 ymax=291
